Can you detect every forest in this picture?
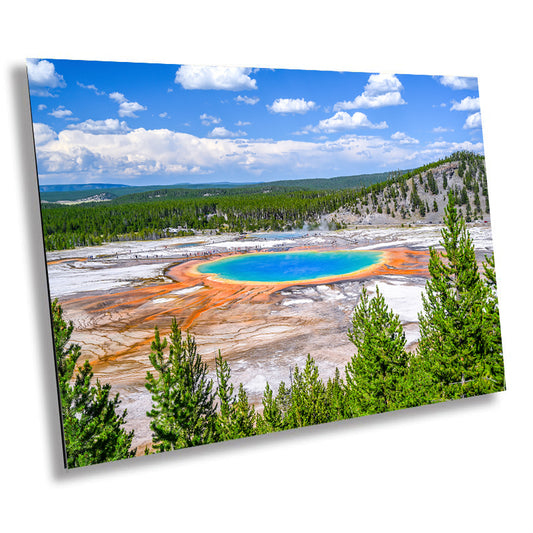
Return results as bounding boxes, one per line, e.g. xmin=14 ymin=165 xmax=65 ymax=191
xmin=40 ymin=151 xmax=481 ymax=251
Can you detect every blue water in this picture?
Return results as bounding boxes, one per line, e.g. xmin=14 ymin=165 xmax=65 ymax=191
xmin=197 ymin=250 xmax=384 ymax=283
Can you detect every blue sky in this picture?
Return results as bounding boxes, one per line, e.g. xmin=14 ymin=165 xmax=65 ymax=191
xmin=28 ymin=59 xmax=483 ymax=185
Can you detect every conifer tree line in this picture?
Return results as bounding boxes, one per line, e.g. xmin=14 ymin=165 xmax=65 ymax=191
xmin=41 ymin=151 xmax=479 ymax=251
xmin=51 ymin=194 xmax=504 ymax=467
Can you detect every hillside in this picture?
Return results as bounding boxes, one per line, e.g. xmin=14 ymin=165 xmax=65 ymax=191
xmin=325 ymin=151 xmax=489 ymax=227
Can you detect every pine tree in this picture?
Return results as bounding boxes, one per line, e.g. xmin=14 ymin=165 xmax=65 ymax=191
xmin=257 ymin=382 xmax=284 ymax=434
xmin=231 ymin=384 xmax=256 ymax=438
xmin=344 ymin=287 xmax=411 ymax=417
xmin=285 ymin=355 xmax=329 ymax=428
xmin=417 ymin=195 xmax=505 ymax=400
xmin=51 ymin=299 xmax=135 ymax=468
xmin=325 ymin=367 xmax=345 ymax=421
xmin=214 ymin=350 xmax=234 ymax=441
xmin=478 ymin=254 xmax=506 ymax=392
xmin=145 ymin=319 xmax=216 ymax=451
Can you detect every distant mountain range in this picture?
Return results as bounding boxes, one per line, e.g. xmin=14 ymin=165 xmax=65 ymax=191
xmin=39 ymin=183 xmax=133 ymax=192
xmin=39 ymin=171 xmax=407 ymax=202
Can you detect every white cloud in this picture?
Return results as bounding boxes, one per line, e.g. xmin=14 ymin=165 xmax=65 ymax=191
xmin=235 ymin=120 xmax=251 ymax=126
xmin=450 ymin=96 xmax=480 ymax=111
xmin=208 ymin=127 xmax=246 ymax=138
xmin=37 ymin=104 xmax=47 ymax=111
xmin=200 ymin=113 xmax=221 ymax=126
xmin=34 ymin=123 xmax=483 ymax=182
xmin=423 ymin=140 xmax=483 ymax=152
xmin=175 ymin=65 xmax=258 ymax=91
xmin=109 ymin=92 xmax=146 ymax=118
xmin=433 ymin=126 xmax=454 ymax=133
xmin=117 ymin=101 xmax=146 ymax=118
xmin=235 ymin=95 xmax=259 ymax=105
xmin=334 ymin=73 xmax=406 ymax=110
xmin=159 ymin=112 xmax=168 ymax=118
xmin=66 ymin=119 xmax=130 ymax=134
xmin=34 ymin=126 xmax=419 ymax=180
xmin=49 ymin=106 xmax=74 ymax=118
xmin=109 ymin=92 xmax=127 ymax=104
xmin=463 ymin=112 xmax=482 ymax=129
xmin=26 ymin=59 xmax=66 ymax=96
xmin=391 ymin=131 xmax=419 ymax=144
xmin=32 ymin=123 xmax=57 ymax=145
xmin=267 ymin=98 xmax=317 ymax=114
xmin=77 ymin=82 xmax=106 ymax=96
xmin=314 ymin=111 xmax=388 ymax=133
xmin=438 ymin=76 xmax=478 ymax=90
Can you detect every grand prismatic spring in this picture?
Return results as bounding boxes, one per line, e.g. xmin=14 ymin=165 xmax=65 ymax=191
xmin=196 ymin=250 xmax=385 ymax=283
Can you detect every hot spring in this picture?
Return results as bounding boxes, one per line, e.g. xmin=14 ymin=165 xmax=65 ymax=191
xmin=196 ymin=250 xmax=384 ymax=283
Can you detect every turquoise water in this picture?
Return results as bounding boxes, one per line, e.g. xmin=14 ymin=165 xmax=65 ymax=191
xmin=197 ymin=250 xmax=384 ymax=283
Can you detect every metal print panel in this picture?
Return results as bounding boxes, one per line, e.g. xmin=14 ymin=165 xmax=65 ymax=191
xmin=28 ymin=59 xmax=505 ymax=468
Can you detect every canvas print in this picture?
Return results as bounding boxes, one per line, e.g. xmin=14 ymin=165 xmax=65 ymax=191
xmin=27 ymin=59 xmax=505 ymax=468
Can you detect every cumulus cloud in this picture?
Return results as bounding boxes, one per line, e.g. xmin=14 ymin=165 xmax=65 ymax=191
xmin=463 ymin=112 xmax=482 ymax=129
xmin=334 ymin=73 xmax=406 ymax=110
xmin=312 ymin=111 xmax=388 ymax=133
xmin=66 ymin=119 xmax=130 ymax=134
xmin=159 ymin=112 xmax=168 ymax=118
xmin=175 ymin=65 xmax=258 ymax=91
xmin=200 ymin=113 xmax=221 ymax=126
xmin=235 ymin=120 xmax=251 ymax=126
xmin=109 ymin=92 xmax=146 ymax=118
xmin=49 ymin=106 xmax=74 ymax=119
xmin=267 ymin=98 xmax=317 ymax=114
xmin=450 ymin=96 xmax=480 ymax=111
xmin=26 ymin=59 xmax=66 ymax=96
xmin=438 ymin=76 xmax=478 ymax=90
xmin=32 ymin=123 xmax=57 ymax=145
xmin=391 ymin=131 xmax=419 ymax=144
xmin=235 ymin=95 xmax=259 ymax=105
xmin=208 ymin=127 xmax=246 ymax=138
xmin=423 ymin=140 xmax=483 ymax=152
xmin=37 ymin=104 xmax=47 ymax=111
xmin=33 ymin=124 xmax=425 ymax=181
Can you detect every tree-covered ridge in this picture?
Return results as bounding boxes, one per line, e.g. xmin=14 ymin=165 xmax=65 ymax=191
xmin=40 ymin=151 xmax=486 ymax=251
xmin=340 ymin=151 xmax=489 ymax=223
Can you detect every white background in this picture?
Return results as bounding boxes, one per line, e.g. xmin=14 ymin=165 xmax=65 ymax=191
xmin=1 ymin=2 xmax=531 ymax=530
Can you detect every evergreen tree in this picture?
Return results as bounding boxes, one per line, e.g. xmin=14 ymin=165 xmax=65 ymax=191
xmin=478 ymin=254 xmax=506 ymax=392
xmin=417 ymin=195 xmax=505 ymax=400
xmin=51 ymin=299 xmax=135 ymax=468
xmin=230 ymin=384 xmax=256 ymax=438
xmin=344 ymin=287 xmax=411 ymax=417
xmin=214 ymin=350 xmax=234 ymax=441
xmin=213 ymin=352 xmax=256 ymax=440
xmin=325 ymin=367 xmax=346 ymax=421
xmin=285 ymin=355 xmax=329 ymax=428
xmin=257 ymin=382 xmax=284 ymax=434
xmin=145 ymin=319 xmax=216 ymax=451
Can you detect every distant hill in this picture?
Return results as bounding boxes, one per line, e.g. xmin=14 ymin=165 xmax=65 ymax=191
xmin=39 ymin=183 xmax=132 ymax=192
xmin=323 ymin=151 xmax=490 ymax=226
xmin=40 ymin=169 xmax=410 ymax=204
xmin=258 ymin=171 xmax=408 ymax=191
